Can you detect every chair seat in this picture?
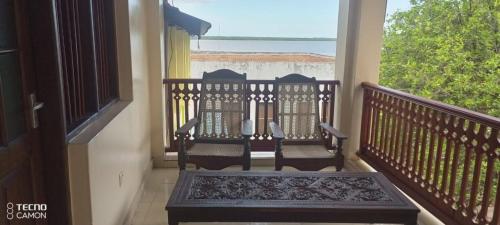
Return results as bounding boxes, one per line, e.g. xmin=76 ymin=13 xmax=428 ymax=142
xmin=187 ymin=143 xmax=244 ymax=157
xmin=282 ymin=145 xmax=334 ymax=159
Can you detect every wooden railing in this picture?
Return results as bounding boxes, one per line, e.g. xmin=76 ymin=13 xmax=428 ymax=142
xmin=164 ymin=78 xmax=339 ymax=152
xmin=359 ymin=82 xmax=499 ymax=225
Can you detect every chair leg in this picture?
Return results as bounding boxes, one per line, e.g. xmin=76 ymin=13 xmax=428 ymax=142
xmin=336 ymin=158 xmax=344 ymax=172
xmin=243 ymin=136 xmax=251 ymax=171
xmin=275 ymin=151 xmax=283 ymax=171
xmin=275 ymin=139 xmax=283 ymax=171
xmin=335 ymin=140 xmax=344 ymax=171
xmin=243 ymin=152 xmax=251 ymax=171
xmin=243 ymin=162 xmax=250 ymax=171
xmin=275 ymin=163 xmax=283 ymax=171
xmin=178 ymin=138 xmax=187 ymax=171
xmin=243 ymin=151 xmax=251 ymax=170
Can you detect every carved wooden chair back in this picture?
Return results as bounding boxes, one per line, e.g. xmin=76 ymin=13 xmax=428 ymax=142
xmin=195 ymin=69 xmax=247 ymax=143
xmin=274 ymin=74 xmax=323 ymax=145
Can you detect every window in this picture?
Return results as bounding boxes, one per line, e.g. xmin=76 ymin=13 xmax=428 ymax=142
xmin=55 ymin=0 xmax=118 ymax=132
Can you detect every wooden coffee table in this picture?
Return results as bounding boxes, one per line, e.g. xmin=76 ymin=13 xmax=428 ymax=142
xmin=166 ymin=171 xmax=419 ymax=225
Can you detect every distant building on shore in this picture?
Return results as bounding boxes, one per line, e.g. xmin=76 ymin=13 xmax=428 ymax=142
xmin=190 ymin=51 xmax=336 ymax=80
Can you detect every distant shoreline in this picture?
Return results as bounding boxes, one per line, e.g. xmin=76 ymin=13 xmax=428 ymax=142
xmin=191 ymin=50 xmax=334 ymax=57
xmin=191 ymin=51 xmax=335 ymax=63
xmin=193 ymin=36 xmax=337 ymax=41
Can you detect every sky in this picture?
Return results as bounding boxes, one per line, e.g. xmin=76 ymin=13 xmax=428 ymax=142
xmin=171 ymin=0 xmax=412 ymax=38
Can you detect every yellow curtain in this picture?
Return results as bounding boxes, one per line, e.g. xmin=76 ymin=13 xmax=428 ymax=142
xmin=167 ymin=27 xmax=191 ymax=129
xmin=167 ymin=26 xmax=191 ymax=79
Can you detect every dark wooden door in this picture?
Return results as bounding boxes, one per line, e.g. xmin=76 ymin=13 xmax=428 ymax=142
xmin=0 ymin=0 xmax=46 ymax=224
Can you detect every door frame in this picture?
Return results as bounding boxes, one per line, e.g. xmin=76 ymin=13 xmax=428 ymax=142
xmin=28 ymin=0 xmax=71 ymax=224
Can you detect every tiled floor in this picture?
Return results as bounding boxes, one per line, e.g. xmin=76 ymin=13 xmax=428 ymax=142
xmin=131 ymin=162 xmax=402 ymax=225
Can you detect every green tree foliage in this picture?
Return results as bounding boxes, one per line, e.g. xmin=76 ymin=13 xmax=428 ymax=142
xmin=380 ymin=0 xmax=500 ymax=117
xmin=380 ymin=0 xmax=500 ymax=211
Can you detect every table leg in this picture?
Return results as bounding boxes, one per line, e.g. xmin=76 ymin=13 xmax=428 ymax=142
xmin=168 ymin=212 xmax=178 ymax=225
xmin=405 ymin=214 xmax=418 ymax=225
xmin=168 ymin=219 xmax=178 ymax=225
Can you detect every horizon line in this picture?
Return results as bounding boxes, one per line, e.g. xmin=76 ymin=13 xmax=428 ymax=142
xmin=192 ymin=36 xmax=337 ymax=41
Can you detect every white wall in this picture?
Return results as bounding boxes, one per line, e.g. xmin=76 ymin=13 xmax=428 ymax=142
xmin=67 ymin=0 xmax=157 ymax=224
xmin=191 ymin=55 xmax=336 ymax=80
xmin=146 ymin=0 xmax=168 ymax=168
xmin=335 ymin=0 xmax=385 ymax=158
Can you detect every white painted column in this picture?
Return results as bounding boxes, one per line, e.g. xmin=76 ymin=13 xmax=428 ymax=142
xmin=145 ymin=0 xmax=167 ymax=167
xmin=334 ymin=0 xmax=387 ymax=159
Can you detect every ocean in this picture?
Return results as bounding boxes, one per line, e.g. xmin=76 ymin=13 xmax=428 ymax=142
xmin=190 ymin=39 xmax=337 ymax=56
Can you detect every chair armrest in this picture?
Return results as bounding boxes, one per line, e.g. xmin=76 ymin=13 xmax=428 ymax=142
xmin=241 ymin=119 xmax=253 ymax=137
xmin=175 ymin=118 xmax=198 ymax=135
xmin=320 ymin=123 xmax=348 ymax=140
xmin=269 ymin=121 xmax=285 ymax=139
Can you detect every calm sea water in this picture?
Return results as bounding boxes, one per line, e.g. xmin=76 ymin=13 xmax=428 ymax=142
xmin=190 ymin=39 xmax=336 ymax=56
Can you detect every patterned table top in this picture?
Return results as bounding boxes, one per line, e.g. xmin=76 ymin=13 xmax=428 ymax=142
xmin=167 ymin=171 xmax=419 ymax=210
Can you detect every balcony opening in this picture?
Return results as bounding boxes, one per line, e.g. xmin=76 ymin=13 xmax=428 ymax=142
xmin=165 ymin=0 xmax=340 ymax=158
xmin=173 ymin=0 xmax=339 ymax=80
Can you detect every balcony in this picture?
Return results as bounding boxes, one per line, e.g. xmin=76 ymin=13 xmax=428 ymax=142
xmin=161 ymin=78 xmax=499 ymax=225
xmin=51 ymin=1 xmax=498 ymax=225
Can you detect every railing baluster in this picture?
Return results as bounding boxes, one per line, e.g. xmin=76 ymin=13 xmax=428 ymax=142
xmin=372 ymin=92 xmax=381 ymax=153
xmin=458 ymin=121 xmax=476 ymax=214
xmin=425 ymin=110 xmax=437 ymax=188
xmin=417 ymin=107 xmax=430 ymax=181
xmin=440 ymin=115 xmax=456 ymax=200
xmin=210 ymin=84 xmax=216 ymax=135
xmin=492 ymin=174 xmax=500 ymax=225
xmin=263 ymin=83 xmax=270 ymax=138
xmin=399 ymin=100 xmax=410 ymax=173
xmin=448 ymin=118 xmax=465 ymax=206
xmin=380 ymin=94 xmax=390 ymax=160
xmin=193 ymin=82 xmax=200 ymax=119
xmin=478 ymin=154 xmax=495 ymax=223
xmin=412 ymin=105 xmax=423 ymax=176
xmin=433 ymin=112 xmax=446 ymax=191
xmin=387 ymin=97 xmax=398 ymax=164
xmin=174 ymin=83 xmax=181 ymax=130
xmin=327 ymin=82 xmax=335 ymax=128
xmin=254 ymin=85 xmax=260 ymax=137
xmin=404 ymin=102 xmax=415 ymax=175
xmin=322 ymin=84 xmax=328 ymax=124
xmin=183 ymin=86 xmax=189 ymax=126
xmin=468 ymin=125 xmax=487 ymax=218
xmin=393 ymin=98 xmax=404 ymax=169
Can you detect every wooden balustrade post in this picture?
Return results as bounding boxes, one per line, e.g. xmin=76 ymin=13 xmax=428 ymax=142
xmin=166 ymin=81 xmax=175 ymax=151
xmin=359 ymin=88 xmax=371 ymax=154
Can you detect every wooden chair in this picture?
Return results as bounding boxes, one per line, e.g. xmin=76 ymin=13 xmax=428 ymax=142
xmin=269 ymin=74 xmax=347 ymax=171
xmin=175 ymin=69 xmax=252 ymax=170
